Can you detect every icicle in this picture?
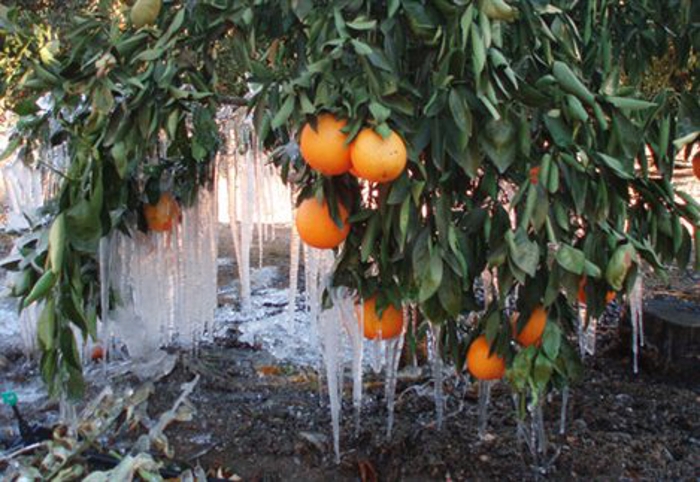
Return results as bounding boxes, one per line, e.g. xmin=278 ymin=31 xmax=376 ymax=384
xmin=385 ymin=314 xmax=406 ymax=438
xmin=98 ymin=236 xmax=111 ymax=375
xmin=584 ymin=316 xmax=597 ymax=356
xmin=319 ymin=305 xmax=342 ymax=464
xmin=337 ymin=291 xmax=363 ymax=434
xmin=253 ymin=142 xmax=264 ymax=269
xmin=576 ymin=303 xmax=586 ymax=357
xmin=287 ymin=193 xmax=300 ymax=323
xmin=368 ymin=338 xmax=385 ymax=374
xmin=225 ymin=146 xmax=243 ymax=293
xmin=514 ymin=394 xmax=549 ymax=470
xmin=410 ymin=305 xmax=419 ymax=370
xmin=531 ymin=400 xmax=548 ymax=456
xmin=59 ymin=395 xmax=78 ymax=434
xmin=427 ymin=323 xmax=444 ymax=430
xmin=559 ymin=387 xmax=569 ymax=435
xmin=239 ymin=144 xmax=255 ymax=311
xmin=18 ymin=303 xmax=39 ymax=358
xmin=477 ymin=380 xmax=494 ymax=440
xmin=630 ymin=272 xmax=644 ymax=374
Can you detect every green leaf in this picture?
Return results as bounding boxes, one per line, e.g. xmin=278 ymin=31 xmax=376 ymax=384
xmin=438 ymin=268 xmax=462 ymax=316
xmin=507 ymin=230 xmax=539 ymax=278
xmin=351 ymin=39 xmax=373 ymax=56
xmin=369 ymin=102 xmax=391 ymax=123
xmin=23 ymin=271 xmax=57 ymax=308
xmin=597 ymin=153 xmax=634 ymax=180
xmin=552 ymin=61 xmax=595 ymax=106
xmin=419 ymin=252 xmax=444 ymax=302
xmin=556 ymin=244 xmax=586 ymax=275
xmin=361 ymin=214 xmax=380 ymax=262
xmin=542 ymin=322 xmax=561 ymax=360
xmin=48 ymin=214 xmax=66 ymax=275
xmin=347 ymin=18 xmax=377 ymax=30
xmin=533 ymin=353 xmax=553 ymax=392
xmin=271 ymin=96 xmax=294 ymax=129
xmin=448 ymin=88 xmax=472 ymax=134
xmin=37 ymin=300 xmax=56 ymax=350
xmin=605 ymin=96 xmax=657 ymax=111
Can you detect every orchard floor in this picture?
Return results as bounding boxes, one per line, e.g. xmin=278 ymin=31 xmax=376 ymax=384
xmin=1 ymin=226 xmax=699 ymax=480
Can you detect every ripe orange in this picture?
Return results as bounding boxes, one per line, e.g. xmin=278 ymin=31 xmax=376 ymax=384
xmin=91 ymin=345 xmax=104 ymax=361
xmin=466 ymin=335 xmax=506 ymax=381
xmin=357 ymin=296 xmax=404 ymax=340
xmin=693 ymin=151 xmax=700 ymax=180
xmin=350 ymin=128 xmax=407 ymax=183
xmin=144 ymin=193 xmax=180 ymax=232
xmin=512 ymin=305 xmax=547 ymax=347
xmin=295 ymin=197 xmax=350 ymax=249
xmin=299 ymin=114 xmax=353 ymax=176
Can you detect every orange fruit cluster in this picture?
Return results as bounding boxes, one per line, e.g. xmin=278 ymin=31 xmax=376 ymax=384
xmin=295 ymin=113 xmax=409 ymax=250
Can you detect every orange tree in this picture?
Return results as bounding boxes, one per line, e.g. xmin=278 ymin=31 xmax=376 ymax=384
xmin=1 ymin=0 xmax=699 ymax=400
xmin=245 ymin=0 xmax=700 ymax=400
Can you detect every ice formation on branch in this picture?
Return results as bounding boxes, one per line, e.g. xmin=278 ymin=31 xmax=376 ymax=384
xmin=104 ymin=186 xmax=218 ymax=360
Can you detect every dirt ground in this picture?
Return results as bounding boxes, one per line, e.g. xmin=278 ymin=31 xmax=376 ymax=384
xmin=1 ymin=225 xmax=699 ymax=480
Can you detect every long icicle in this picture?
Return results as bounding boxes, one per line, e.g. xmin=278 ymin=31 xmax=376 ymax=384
xmin=630 ymin=272 xmax=644 ymax=374
xmin=477 ymin=380 xmax=494 ymax=439
xmin=385 ymin=312 xmax=406 ymax=438
xmin=427 ymin=323 xmax=444 ymax=430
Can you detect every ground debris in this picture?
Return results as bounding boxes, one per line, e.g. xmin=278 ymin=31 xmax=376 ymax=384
xmin=1 ymin=376 xmax=201 ymax=481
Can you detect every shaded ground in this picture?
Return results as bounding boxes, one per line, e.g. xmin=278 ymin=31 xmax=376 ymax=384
xmin=1 ymin=224 xmax=699 ymax=480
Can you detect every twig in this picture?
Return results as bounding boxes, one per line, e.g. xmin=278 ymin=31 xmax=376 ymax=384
xmin=0 ymin=442 xmax=47 ymax=465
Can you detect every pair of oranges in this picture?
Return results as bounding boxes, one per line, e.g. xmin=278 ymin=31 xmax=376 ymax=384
xmin=295 ymin=114 xmax=409 ymax=250
xmin=466 ymin=306 xmax=549 ymax=381
xmin=299 ymin=113 xmax=408 ymax=182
